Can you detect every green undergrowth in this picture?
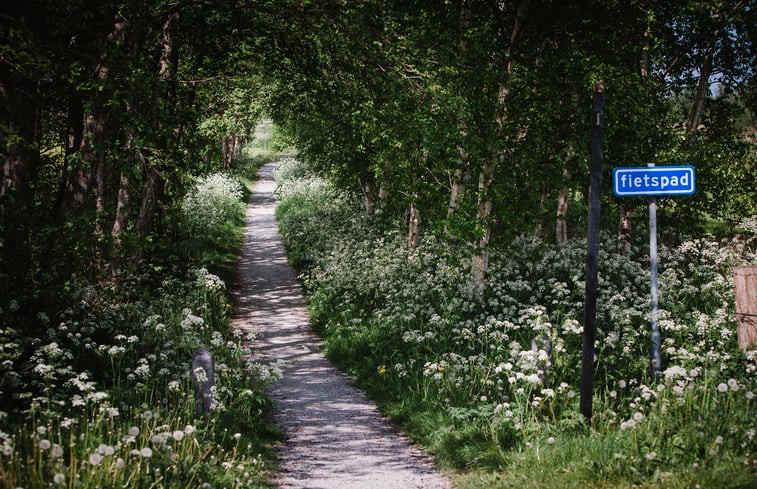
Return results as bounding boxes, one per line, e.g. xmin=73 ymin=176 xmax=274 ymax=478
xmin=274 ymin=156 xmax=757 ymax=489
xmin=0 ymin=152 xmax=282 ymax=488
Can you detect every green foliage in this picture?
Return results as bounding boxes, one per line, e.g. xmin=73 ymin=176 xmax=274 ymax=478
xmin=179 ymin=172 xmax=246 ymax=270
xmin=275 ymin=159 xmax=757 ymax=487
xmin=0 ymin=163 xmax=279 ymax=488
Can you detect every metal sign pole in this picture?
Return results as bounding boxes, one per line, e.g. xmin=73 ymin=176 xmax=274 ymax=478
xmin=648 ymin=165 xmax=661 ymax=379
xmin=612 ymin=163 xmax=695 ymax=381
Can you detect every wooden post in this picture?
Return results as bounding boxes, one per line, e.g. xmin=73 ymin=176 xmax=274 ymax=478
xmin=580 ymin=82 xmax=604 ymax=423
xmin=734 ymin=266 xmax=757 ymax=351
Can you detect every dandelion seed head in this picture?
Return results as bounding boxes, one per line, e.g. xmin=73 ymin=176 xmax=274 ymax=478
xmin=51 ymin=444 xmax=63 ymax=458
xmin=53 ymin=473 xmax=65 ymax=484
xmin=140 ymin=447 xmax=153 ymax=458
xmin=89 ymin=453 xmax=102 ymax=466
xmin=38 ymin=439 xmax=51 ymax=450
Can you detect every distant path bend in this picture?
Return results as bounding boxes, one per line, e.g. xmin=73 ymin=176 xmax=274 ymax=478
xmin=231 ymin=162 xmax=452 ymax=489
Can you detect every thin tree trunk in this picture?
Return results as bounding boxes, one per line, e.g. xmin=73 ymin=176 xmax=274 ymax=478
xmin=0 ymin=76 xmax=40 ymax=224
xmin=471 ymin=159 xmax=494 ymax=284
xmin=135 ymin=164 xmax=161 ymax=239
xmin=556 ymin=167 xmax=571 ymax=246
xmin=617 ymin=203 xmax=633 ymax=256
xmin=408 ymin=202 xmax=421 ymax=249
xmin=448 ymin=0 xmax=471 ymax=218
xmin=685 ymin=45 xmax=714 ymax=138
xmin=93 ymin=148 xmax=106 ymax=239
xmin=111 ymin=172 xmax=130 ymax=243
xmin=222 ymin=137 xmax=232 ymax=169
xmin=448 ymin=156 xmax=469 ymax=216
xmin=361 ymin=179 xmax=376 ymax=214
xmin=56 ymin=16 xmax=127 ymax=223
xmin=684 ymin=0 xmax=745 ymax=142
xmin=471 ymin=0 xmax=531 ymax=285
xmin=134 ymin=7 xmax=178 ymax=239
xmin=376 ymin=184 xmax=388 ymax=215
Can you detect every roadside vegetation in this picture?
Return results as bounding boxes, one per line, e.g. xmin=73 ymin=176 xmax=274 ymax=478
xmin=2 ymin=1 xmax=755 ymax=488
xmin=276 ymin=156 xmax=756 ymax=488
xmin=0 ymin=133 xmax=285 ymax=488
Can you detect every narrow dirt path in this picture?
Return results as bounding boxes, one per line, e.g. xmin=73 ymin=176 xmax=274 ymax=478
xmin=231 ymin=162 xmax=452 ymax=489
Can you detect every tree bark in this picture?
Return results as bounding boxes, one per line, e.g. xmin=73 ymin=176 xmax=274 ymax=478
xmin=0 ymin=74 xmax=41 ymax=226
xmin=361 ymin=179 xmax=376 ymax=214
xmin=134 ymin=7 xmax=179 ymax=239
xmin=471 ymin=159 xmax=494 ymax=284
xmin=135 ymin=164 xmax=161 ymax=239
xmin=556 ymin=167 xmax=570 ymax=246
xmin=617 ymin=203 xmax=633 ymax=256
xmin=448 ymin=0 xmax=471 ymax=218
xmin=448 ymin=154 xmax=469 ymax=216
xmin=111 ymin=172 xmax=130 ymax=243
xmin=471 ymin=0 xmax=531 ymax=285
xmin=408 ymin=202 xmax=421 ymax=249
xmin=685 ymin=39 xmax=714 ymax=138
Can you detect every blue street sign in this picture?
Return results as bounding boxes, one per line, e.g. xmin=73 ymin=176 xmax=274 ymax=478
xmin=613 ymin=166 xmax=696 ymax=197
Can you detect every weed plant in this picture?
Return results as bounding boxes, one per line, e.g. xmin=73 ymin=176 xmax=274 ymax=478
xmin=275 ymin=157 xmax=757 ymax=488
xmin=0 ymin=166 xmax=279 ymax=487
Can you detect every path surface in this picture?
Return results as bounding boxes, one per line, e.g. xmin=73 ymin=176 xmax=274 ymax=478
xmin=231 ymin=162 xmax=452 ymax=489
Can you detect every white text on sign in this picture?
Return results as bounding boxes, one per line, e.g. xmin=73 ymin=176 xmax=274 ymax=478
xmin=613 ymin=166 xmax=696 ymax=197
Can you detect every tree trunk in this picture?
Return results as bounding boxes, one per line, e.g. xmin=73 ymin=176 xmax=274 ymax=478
xmin=556 ymin=167 xmax=571 ymax=246
xmin=448 ymin=157 xmax=469 ymax=216
xmin=222 ymin=137 xmax=232 ymax=169
xmin=134 ymin=7 xmax=179 ymax=239
xmin=408 ymin=202 xmax=421 ymax=249
xmin=0 ymin=75 xmax=41 ymax=227
xmin=376 ymin=184 xmax=388 ymax=215
xmin=361 ymin=179 xmax=376 ymax=214
xmin=471 ymin=159 xmax=494 ymax=284
xmin=617 ymin=203 xmax=633 ymax=256
xmin=471 ymin=0 xmax=531 ymax=285
xmin=448 ymin=0 xmax=471 ymax=218
xmin=685 ymin=43 xmax=714 ymax=138
xmin=135 ymin=164 xmax=161 ymax=239
xmin=111 ymin=172 xmax=130 ymax=243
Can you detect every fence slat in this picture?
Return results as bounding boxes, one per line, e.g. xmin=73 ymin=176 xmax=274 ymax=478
xmin=734 ymin=266 xmax=757 ymax=351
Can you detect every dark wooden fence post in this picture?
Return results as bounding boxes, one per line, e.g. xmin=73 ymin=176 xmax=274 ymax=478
xmin=580 ymin=82 xmax=604 ymax=423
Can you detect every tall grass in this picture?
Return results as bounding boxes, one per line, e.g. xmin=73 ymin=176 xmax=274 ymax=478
xmin=275 ymin=157 xmax=757 ymax=488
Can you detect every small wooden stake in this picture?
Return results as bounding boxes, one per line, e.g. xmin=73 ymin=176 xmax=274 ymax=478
xmin=734 ymin=266 xmax=757 ymax=351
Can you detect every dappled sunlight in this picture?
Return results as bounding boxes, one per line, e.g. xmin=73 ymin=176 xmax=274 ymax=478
xmin=231 ymin=162 xmax=451 ymax=489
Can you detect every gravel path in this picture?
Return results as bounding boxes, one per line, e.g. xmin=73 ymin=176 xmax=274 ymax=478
xmin=231 ymin=162 xmax=452 ymax=489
